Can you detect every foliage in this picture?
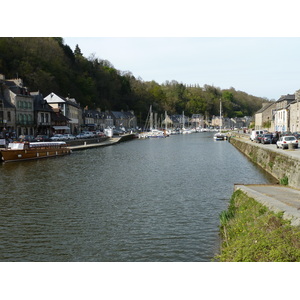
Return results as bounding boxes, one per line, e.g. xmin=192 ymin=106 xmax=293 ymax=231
xmin=215 ymin=190 xmax=300 ymax=262
xmin=0 ymin=37 xmax=268 ymax=125
xmin=280 ymin=175 xmax=289 ymax=186
xmin=263 ymin=120 xmax=271 ymax=129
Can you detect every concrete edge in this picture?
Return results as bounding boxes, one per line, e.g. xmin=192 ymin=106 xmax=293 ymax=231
xmin=234 ymin=185 xmax=300 ymax=227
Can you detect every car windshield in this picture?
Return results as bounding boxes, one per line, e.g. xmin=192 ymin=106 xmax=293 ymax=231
xmin=285 ymin=137 xmax=296 ymax=141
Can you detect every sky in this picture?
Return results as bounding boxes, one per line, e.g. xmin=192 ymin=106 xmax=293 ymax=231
xmin=64 ymin=37 xmax=300 ymax=100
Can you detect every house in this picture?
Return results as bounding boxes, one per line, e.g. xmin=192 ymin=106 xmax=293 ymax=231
xmin=170 ymin=114 xmax=187 ymax=129
xmin=254 ymin=102 xmax=276 ymax=131
xmin=111 ymin=111 xmax=137 ymax=129
xmin=82 ymin=108 xmax=108 ymax=131
xmin=288 ymin=90 xmax=300 ymax=133
xmin=45 ymin=92 xmax=82 ymax=135
xmin=51 ymin=108 xmax=71 ymax=134
xmin=31 ymin=92 xmax=53 ymax=136
xmin=274 ymin=94 xmax=295 ymax=132
xmin=190 ymin=114 xmax=204 ymax=128
xmin=1 ymin=77 xmax=35 ymax=137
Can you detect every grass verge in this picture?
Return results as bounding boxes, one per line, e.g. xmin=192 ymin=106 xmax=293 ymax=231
xmin=215 ymin=189 xmax=300 ymax=262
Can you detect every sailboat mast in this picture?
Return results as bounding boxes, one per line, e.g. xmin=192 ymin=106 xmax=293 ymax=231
xmin=220 ymin=99 xmax=222 ymax=134
xmin=165 ymin=111 xmax=167 ymax=131
xmin=150 ymin=105 xmax=153 ymax=130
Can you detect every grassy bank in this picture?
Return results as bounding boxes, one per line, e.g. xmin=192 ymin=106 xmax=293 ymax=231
xmin=215 ymin=190 xmax=300 ymax=262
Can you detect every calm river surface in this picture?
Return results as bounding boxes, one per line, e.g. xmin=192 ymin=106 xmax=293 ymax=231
xmin=0 ymin=132 xmax=275 ymax=261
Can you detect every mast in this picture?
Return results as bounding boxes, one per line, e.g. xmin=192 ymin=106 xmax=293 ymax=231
xmin=220 ymin=99 xmax=222 ymax=134
xmin=150 ymin=105 xmax=153 ymax=130
xmin=165 ymin=111 xmax=168 ymax=131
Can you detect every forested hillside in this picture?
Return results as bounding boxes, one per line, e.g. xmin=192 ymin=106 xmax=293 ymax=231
xmin=0 ymin=37 xmax=268 ymax=120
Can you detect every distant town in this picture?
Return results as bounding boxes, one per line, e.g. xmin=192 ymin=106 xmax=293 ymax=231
xmin=0 ymin=74 xmax=256 ymax=140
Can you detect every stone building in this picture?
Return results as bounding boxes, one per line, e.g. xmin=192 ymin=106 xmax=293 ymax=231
xmin=45 ymin=92 xmax=82 ymax=135
xmin=1 ymin=77 xmax=35 ymax=137
xmin=254 ymin=102 xmax=276 ymax=131
xmin=274 ymin=94 xmax=295 ymax=132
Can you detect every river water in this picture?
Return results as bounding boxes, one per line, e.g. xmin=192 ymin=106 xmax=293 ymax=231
xmin=0 ymin=132 xmax=274 ymax=262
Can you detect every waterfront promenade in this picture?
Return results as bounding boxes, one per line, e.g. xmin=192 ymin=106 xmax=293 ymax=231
xmin=231 ymin=134 xmax=300 ymax=226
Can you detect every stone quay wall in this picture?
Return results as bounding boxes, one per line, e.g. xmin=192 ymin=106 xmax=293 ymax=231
xmin=230 ymin=137 xmax=300 ymax=189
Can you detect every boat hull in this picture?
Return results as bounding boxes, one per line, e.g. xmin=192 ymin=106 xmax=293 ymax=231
xmin=0 ymin=147 xmax=71 ymax=162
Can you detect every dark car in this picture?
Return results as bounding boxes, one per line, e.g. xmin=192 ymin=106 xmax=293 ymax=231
xmin=261 ymin=133 xmax=273 ymax=144
xmin=35 ymin=135 xmax=51 ymax=142
xmin=254 ymin=134 xmax=263 ymax=143
xmin=19 ymin=135 xmax=37 ymax=142
xmin=293 ymin=132 xmax=300 ymax=140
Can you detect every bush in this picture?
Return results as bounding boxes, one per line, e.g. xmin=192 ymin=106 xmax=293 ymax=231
xmin=215 ymin=190 xmax=300 ymax=261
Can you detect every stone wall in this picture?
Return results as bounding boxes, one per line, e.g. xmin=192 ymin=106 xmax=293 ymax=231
xmin=230 ymin=137 xmax=300 ymax=189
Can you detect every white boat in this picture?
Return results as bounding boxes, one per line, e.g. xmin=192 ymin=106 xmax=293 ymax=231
xmin=138 ymin=106 xmax=168 ymax=138
xmin=213 ymin=99 xmax=227 ymax=141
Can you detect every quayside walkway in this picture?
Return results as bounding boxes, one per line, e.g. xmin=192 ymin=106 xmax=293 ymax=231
xmin=233 ymin=133 xmax=300 ymax=161
xmin=235 ymin=184 xmax=300 ymax=227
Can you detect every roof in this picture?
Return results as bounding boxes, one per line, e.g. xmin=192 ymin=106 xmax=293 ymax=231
xmin=111 ymin=111 xmax=134 ymax=119
xmin=276 ymin=94 xmax=295 ymax=102
xmin=256 ymin=102 xmax=275 ymax=114
xmin=45 ymin=92 xmax=81 ymax=108
xmin=32 ymin=93 xmax=53 ymax=112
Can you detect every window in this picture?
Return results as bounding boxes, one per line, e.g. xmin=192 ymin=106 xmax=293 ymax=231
xmin=7 ymin=111 xmax=11 ymax=122
xmin=41 ymin=113 xmax=45 ymax=123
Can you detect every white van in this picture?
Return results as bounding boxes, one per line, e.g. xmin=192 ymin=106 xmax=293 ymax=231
xmin=250 ymin=130 xmax=264 ymax=141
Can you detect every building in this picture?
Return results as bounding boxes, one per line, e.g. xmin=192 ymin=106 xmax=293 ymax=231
xmin=190 ymin=114 xmax=204 ymax=128
xmin=1 ymin=77 xmax=35 ymax=137
xmin=254 ymin=102 xmax=276 ymax=131
xmin=45 ymin=92 xmax=82 ymax=134
xmin=274 ymin=94 xmax=295 ymax=132
xmin=110 ymin=111 xmax=137 ymax=129
xmin=31 ymin=92 xmax=53 ymax=136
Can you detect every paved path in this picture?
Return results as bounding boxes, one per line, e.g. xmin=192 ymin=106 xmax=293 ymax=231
xmin=235 ymin=184 xmax=300 ymax=227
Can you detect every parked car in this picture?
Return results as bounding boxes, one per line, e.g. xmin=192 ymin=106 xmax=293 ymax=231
xmin=250 ymin=130 xmax=264 ymax=141
xmin=261 ymin=133 xmax=273 ymax=144
xmin=63 ymin=134 xmax=76 ymax=140
xmin=293 ymin=132 xmax=300 ymax=140
xmin=276 ymin=136 xmax=298 ymax=149
xmin=95 ymin=131 xmax=106 ymax=137
xmin=76 ymin=133 xmax=89 ymax=139
xmin=35 ymin=135 xmax=51 ymax=142
xmin=19 ymin=135 xmax=37 ymax=142
xmin=50 ymin=134 xmax=65 ymax=141
xmin=254 ymin=134 xmax=263 ymax=143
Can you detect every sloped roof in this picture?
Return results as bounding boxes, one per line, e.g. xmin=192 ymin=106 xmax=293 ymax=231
xmin=276 ymin=94 xmax=295 ymax=102
xmin=45 ymin=92 xmax=80 ymax=108
xmin=256 ymin=102 xmax=275 ymax=114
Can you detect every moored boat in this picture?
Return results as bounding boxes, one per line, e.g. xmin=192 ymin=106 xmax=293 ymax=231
xmin=0 ymin=141 xmax=71 ymax=162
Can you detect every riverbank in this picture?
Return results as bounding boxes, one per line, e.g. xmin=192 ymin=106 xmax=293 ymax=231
xmin=215 ymin=189 xmax=300 ymax=262
xmin=216 ymin=135 xmax=300 ymax=261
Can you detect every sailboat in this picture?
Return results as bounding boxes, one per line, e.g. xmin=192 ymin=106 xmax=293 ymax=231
xmin=181 ymin=111 xmax=192 ymax=134
xmin=138 ymin=105 xmax=167 ymax=138
xmin=213 ymin=99 xmax=227 ymax=141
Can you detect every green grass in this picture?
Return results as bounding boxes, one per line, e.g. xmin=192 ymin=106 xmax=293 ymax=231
xmin=215 ymin=190 xmax=300 ymax=262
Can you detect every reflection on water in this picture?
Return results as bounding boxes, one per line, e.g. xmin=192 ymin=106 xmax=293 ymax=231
xmin=0 ymin=133 xmax=273 ymax=261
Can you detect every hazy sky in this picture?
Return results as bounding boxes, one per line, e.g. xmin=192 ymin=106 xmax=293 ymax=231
xmin=64 ymin=37 xmax=300 ymax=100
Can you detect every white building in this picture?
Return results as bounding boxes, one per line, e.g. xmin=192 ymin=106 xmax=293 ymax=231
xmin=45 ymin=92 xmax=82 ymax=134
